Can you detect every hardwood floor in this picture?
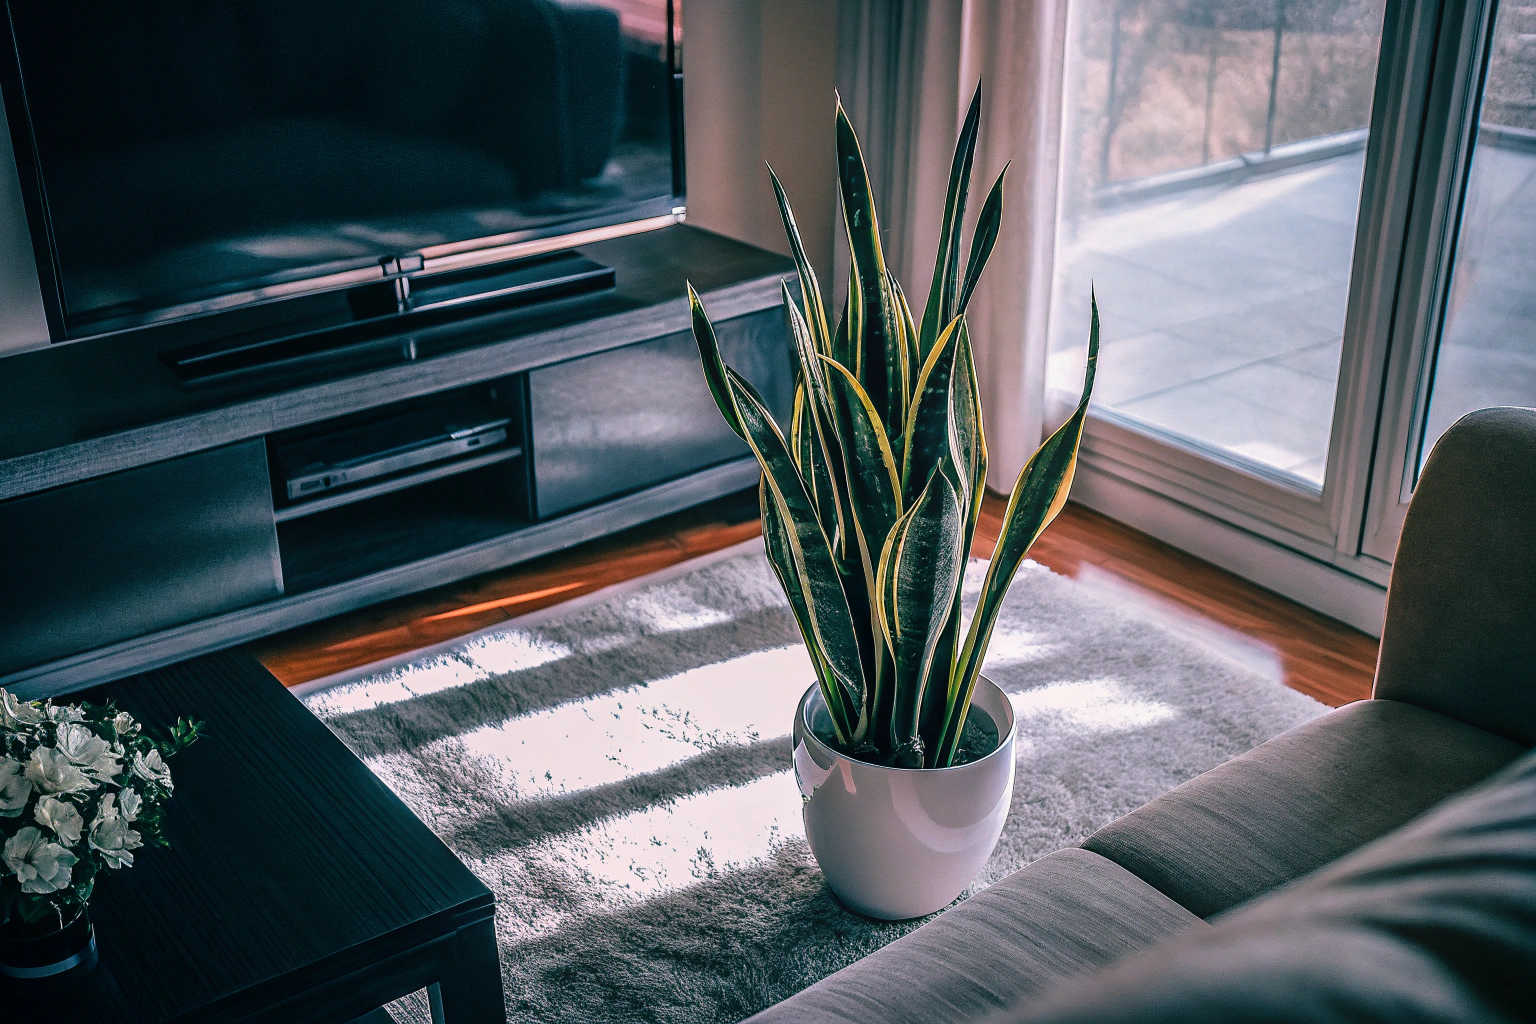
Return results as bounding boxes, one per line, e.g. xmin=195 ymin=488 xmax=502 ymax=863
xmin=253 ymin=489 xmax=1379 ymax=707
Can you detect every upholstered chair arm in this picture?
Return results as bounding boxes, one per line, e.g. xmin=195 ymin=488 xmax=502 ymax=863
xmin=1373 ymin=406 xmax=1536 ymax=747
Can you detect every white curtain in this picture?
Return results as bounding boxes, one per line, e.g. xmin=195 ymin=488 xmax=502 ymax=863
xmin=837 ymin=0 xmax=1071 ymax=491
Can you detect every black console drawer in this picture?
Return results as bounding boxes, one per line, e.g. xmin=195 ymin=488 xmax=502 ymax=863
xmin=526 ymin=304 xmax=792 ymax=518
xmin=0 ymin=439 xmax=282 ymax=675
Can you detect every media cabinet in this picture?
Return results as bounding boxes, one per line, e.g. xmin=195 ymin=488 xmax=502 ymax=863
xmin=0 ymin=226 xmax=795 ymax=699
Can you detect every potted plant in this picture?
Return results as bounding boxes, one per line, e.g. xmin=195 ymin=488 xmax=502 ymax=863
xmin=0 ymin=689 xmax=202 ymax=983
xmin=687 ymin=85 xmax=1098 ymax=919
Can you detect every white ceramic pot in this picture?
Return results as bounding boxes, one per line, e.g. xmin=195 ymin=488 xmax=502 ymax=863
xmin=791 ymin=676 xmax=1016 ymax=920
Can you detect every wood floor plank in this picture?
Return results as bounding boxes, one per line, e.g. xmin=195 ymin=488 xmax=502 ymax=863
xmin=254 ymin=489 xmax=1378 ymax=707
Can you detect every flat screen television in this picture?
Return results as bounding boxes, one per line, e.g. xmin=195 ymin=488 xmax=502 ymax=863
xmin=0 ymin=0 xmax=684 ymax=368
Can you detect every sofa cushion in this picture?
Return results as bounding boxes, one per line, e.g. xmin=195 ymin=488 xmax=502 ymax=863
xmin=744 ymin=848 xmax=1205 ymax=1024
xmin=1000 ymin=746 xmax=1536 ymax=1024
xmin=1082 ymin=699 xmax=1525 ymax=917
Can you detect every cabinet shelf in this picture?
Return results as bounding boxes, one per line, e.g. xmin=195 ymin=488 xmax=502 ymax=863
xmin=273 ymin=445 xmax=523 ymax=523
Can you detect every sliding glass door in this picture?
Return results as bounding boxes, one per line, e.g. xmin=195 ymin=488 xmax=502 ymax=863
xmin=1045 ymin=0 xmax=1523 ymax=606
xmin=1050 ymin=0 xmax=1386 ymax=488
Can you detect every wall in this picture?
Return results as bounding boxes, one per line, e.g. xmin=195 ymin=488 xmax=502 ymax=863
xmin=683 ymin=0 xmax=840 ymax=277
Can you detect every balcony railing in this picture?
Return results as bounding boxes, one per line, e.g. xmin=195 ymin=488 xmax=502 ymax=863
xmin=1087 ymin=0 xmax=1536 ymax=207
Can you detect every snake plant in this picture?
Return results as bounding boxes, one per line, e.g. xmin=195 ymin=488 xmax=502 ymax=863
xmin=688 ymin=84 xmax=1098 ymax=769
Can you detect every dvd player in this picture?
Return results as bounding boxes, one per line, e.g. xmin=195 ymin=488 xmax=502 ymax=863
xmin=274 ymin=401 xmax=511 ymax=502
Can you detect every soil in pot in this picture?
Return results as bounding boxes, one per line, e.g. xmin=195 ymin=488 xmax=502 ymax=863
xmin=809 ymin=702 xmax=1001 ymax=768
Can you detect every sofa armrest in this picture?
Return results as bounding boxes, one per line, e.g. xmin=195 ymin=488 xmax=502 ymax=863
xmin=1373 ymin=406 xmax=1536 ymax=746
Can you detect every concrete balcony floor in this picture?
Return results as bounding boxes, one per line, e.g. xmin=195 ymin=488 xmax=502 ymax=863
xmin=1048 ymin=144 xmax=1536 ymax=487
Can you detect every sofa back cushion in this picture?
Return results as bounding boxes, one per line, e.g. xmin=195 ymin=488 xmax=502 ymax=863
xmin=1374 ymin=406 xmax=1536 ymax=746
xmin=999 ymin=746 xmax=1536 ymax=1023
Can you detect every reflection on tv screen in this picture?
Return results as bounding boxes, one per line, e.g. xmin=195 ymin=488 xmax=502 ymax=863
xmin=6 ymin=0 xmax=682 ymax=330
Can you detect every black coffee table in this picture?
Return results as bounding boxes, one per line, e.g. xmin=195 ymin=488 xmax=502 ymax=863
xmin=2 ymin=650 xmax=503 ymax=1023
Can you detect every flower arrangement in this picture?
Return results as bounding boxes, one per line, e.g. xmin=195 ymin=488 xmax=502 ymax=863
xmin=0 ymin=689 xmax=202 ymax=932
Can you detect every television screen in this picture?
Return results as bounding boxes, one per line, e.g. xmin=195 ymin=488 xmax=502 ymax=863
xmin=1 ymin=0 xmax=683 ymax=337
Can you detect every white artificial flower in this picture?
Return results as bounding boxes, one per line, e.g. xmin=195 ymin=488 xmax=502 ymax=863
xmin=58 ymin=723 xmax=121 ymax=778
xmin=54 ymin=723 xmax=121 ymax=781
xmin=117 ymin=787 xmax=142 ymax=822
xmin=0 ymin=757 xmax=33 ymax=818
xmin=89 ymin=811 xmax=141 ymax=870
xmin=34 ymin=796 xmax=84 ymax=845
xmin=0 ymin=689 xmax=45 ymax=730
xmin=112 ymin=712 xmax=140 ymax=738
xmin=24 ymin=747 xmax=95 ymax=796
xmin=45 ymin=703 xmax=85 ymax=725
xmin=131 ymin=749 xmax=173 ymax=793
xmin=2 ymin=826 xmax=77 ymax=894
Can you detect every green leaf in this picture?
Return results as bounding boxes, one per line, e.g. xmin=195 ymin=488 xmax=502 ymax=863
xmin=18 ymin=894 xmax=55 ymax=924
xmin=891 ymin=275 xmax=922 ymax=408
xmin=820 ymin=353 xmax=904 ymax=737
xmin=790 ymin=383 xmax=808 ymax=471
xmin=950 ymin=323 xmax=988 ymax=532
xmin=832 ymin=283 xmax=854 ymax=372
xmin=836 ymin=100 xmax=903 ymax=431
xmin=786 ymin=285 xmax=852 ymax=560
xmin=900 ymin=316 xmax=965 ymax=505
xmin=761 ymin=477 xmax=855 ymax=742
xmin=820 ymin=355 xmax=903 ymax=585
xmin=919 ymin=82 xmax=982 ymax=359
xmin=957 ymin=164 xmax=1007 ymax=315
xmin=876 ymin=464 xmax=965 ymax=763
xmin=783 ymin=282 xmax=836 ymax=436
xmin=936 ymin=293 xmax=1100 ymax=767
xmin=726 ymin=365 xmax=870 ymax=710
xmin=688 ymin=283 xmax=746 ymax=441
xmin=769 ymin=166 xmax=832 ymax=357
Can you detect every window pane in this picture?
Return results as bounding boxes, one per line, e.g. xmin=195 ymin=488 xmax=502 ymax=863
xmin=1419 ymin=3 xmax=1536 ymax=471
xmin=1048 ymin=0 xmax=1387 ymax=488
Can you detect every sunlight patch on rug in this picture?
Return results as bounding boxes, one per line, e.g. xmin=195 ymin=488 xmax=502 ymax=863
xmin=444 ymin=645 xmax=810 ymax=800
xmin=525 ymin=770 xmax=801 ymax=902
xmin=1010 ymin=679 xmax=1179 ymax=735
xmin=304 ymin=630 xmax=572 ymax=716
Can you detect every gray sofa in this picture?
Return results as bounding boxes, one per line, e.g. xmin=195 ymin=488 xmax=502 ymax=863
xmin=749 ymin=406 xmax=1536 ymax=1023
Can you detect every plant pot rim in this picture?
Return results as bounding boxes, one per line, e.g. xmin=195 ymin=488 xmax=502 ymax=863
xmin=796 ymin=674 xmax=1015 ymax=774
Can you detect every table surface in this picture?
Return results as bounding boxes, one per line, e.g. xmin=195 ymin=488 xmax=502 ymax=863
xmin=3 ymin=649 xmax=494 ymax=1022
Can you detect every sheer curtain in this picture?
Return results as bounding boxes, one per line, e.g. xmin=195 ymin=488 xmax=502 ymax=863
xmin=837 ymin=0 xmax=1071 ymax=489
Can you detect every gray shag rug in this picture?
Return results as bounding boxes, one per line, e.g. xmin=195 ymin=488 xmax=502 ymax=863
xmin=299 ymin=539 xmax=1325 ymax=1023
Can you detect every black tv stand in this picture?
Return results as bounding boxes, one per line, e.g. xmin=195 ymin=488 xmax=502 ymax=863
xmin=159 ymin=250 xmax=616 ymax=385
xmin=0 ymin=226 xmax=793 ymax=698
